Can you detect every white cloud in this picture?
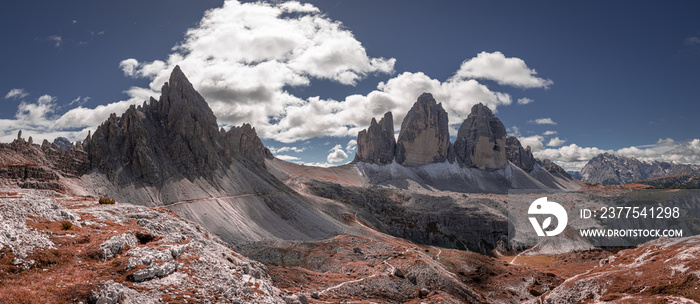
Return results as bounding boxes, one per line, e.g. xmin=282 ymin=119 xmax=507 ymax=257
xmin=655 ymin=138 xmax=676 ymax=146
xmin=546 ymin=137 xmax=566 ymax=147
xmin=451 ymin=51 xmax=553 ymax=89
xmin=517 ymin=97 xmax=534 ymax=105
xmin=327 ymin=144 xmax=349 ymax=163
xmin=68 ymin=96 xmax=91 ymax=107
xmin=5 ymin=89 xmax=29 ymax=100
xmin=529 ymin=118 xmax=557 ymax=125
xmin=519 ymin=135 xmax=544 ymax=152
xmin=53 ymin=87 xmax=158 ymax=130
xmin=120 ymin=59 xmax=166 ymax=78
xmin=535 ymin=138 xmax=700 ymax=171
xmin=543 ymin=130 xmax=557 ymax=136
xmin=275 ymin=154 xmax=301 ymax=161
xmin=346 ymin=139 xmax=357 ymax=151
xmin=535 ymin=144 xmax=611 ymax=169
xmin=268 ymin=146 xmax=305 ymax=154
xmin=507 ymin=126 xmax=521 ymax=137
xmin=279 ymin=1 xmax=320 ymax=13
xmin=118 ymin=2 xmax=547 ymax=143
xmin=16 ymin=95 xmax=57 ymax=127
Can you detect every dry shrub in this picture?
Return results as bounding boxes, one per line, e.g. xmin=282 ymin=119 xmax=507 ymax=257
xmin=98 ymin=196 xmax=115 ymax=204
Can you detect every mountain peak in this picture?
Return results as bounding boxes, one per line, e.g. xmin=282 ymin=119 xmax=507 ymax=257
xmin=453 ymin=102 xmax=507 ymax=169
xmin=84 ymin=66 xmax=271 ymax=185
xmin=395 ymin=93 xmax=450 ymax=166
xmin=470 ymin=103 xmax=494 ymax=117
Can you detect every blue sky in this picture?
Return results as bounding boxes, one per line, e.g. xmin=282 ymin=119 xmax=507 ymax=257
xmin=2 ymin=1 xmax=699 ymax=170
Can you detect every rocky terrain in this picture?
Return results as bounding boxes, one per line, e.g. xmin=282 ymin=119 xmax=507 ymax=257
xmin=581 ymin=153 xmax=700 ymax=185
xmin=525 ymin=236 xmax=700 ymax=303
xmin=0 ymin=188 xmax=289 ymax=303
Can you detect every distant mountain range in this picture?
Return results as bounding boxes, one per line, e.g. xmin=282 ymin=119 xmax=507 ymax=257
xmin=580 ymin=153 xmax=700 ymax=185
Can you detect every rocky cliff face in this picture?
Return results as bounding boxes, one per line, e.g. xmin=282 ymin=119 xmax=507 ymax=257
xmin=354 ymin=112 xmax=396 ymax=164
xmin=0 ymin=131 xmax=89 ymax=190
xmin=505 ymin=136 xmax=536 ymax=172
xmin=453 ymin=103 xmax=507 ymax=170
xmin=580 ymin=153 xmax=700 ymax=184
xmin=83 ymin=66 xmax=272 ymax=185
xmin=395 ymin=93 xmax=450 ymax=166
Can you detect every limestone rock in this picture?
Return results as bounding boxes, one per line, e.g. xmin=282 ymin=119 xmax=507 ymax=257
xmin=52 ymin=137 xmax=72 ymax=151
xmin=395 ymin=93 xmax=450 ymax=166
xmin=453 ymin=103 xmax=507 ymax=170
xmin=506 ymin=136 xmax=536 ymax=172
xmin=130 ymin=261 xmax=178 ymax=282
xmin=83 ymin=66 xmax=272 ymax=185
xmin=100 ymin=233 xmax=138 ymax=261
xmin=354 ymin=112 xmax=396 ymax=164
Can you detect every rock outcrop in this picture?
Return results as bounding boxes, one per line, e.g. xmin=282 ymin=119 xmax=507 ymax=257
xmin=0 ymin=131 xmax=89 ymax=190
xmin=354 ymin=112 xmax=396 ymax=164
xmin=83 ymin=66 xmax=272 ymax=185
xmin=506 ymin=136 xmax=536 ymax=172
xmin=453 ymin=103 xmax=507 ymax=170
xmin=537 ymin=158 xmax=573 ymax=180
xmin=395 ymin=93 xmax=450 ymax=166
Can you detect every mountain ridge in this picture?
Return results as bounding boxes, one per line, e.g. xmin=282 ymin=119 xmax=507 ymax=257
xmin=580 ymin=152 xmax=700 ymax=184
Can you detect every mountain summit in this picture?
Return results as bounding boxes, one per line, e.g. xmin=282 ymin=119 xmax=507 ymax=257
xmin=84 ymin=66 xmax=271 ymax=185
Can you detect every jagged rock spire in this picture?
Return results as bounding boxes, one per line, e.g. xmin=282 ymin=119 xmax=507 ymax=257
xmin=354 ymin=112 xmax=396 ymax=164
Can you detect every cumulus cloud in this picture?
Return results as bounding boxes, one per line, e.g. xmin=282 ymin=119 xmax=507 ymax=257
xmin=529 ymin=118 xmax=557 ymax=125
xmin=120 ymin=59 xmax=166 ymax=78
xmin=546 ymin=137 xmax=566 ymax=147
xmin=517 ymin=97 xmax=534 ymax=105
xmin=346 ymin=139 xmax=357 ymax=151
xmin=53 ymin=87 xmax=158 ymax=130
xmin=117 ymin=1 xmax=551 ymax=143
xmin=327 ymin=144 xmax=349 ymax=163
xmin=543 ymin=130 xmax=557 ymax=136
xmin=16 ymin=95 xmax=57 ymax=127
xmin=5 ymin=89 xmax=29 ymax=100
xmin=519 ymin=135 xmax=544 ymax=152
xmin=535 ymin=138 xmax=700 ymax=171
xmin=451 ymin=51 xmax=553 ymax=89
